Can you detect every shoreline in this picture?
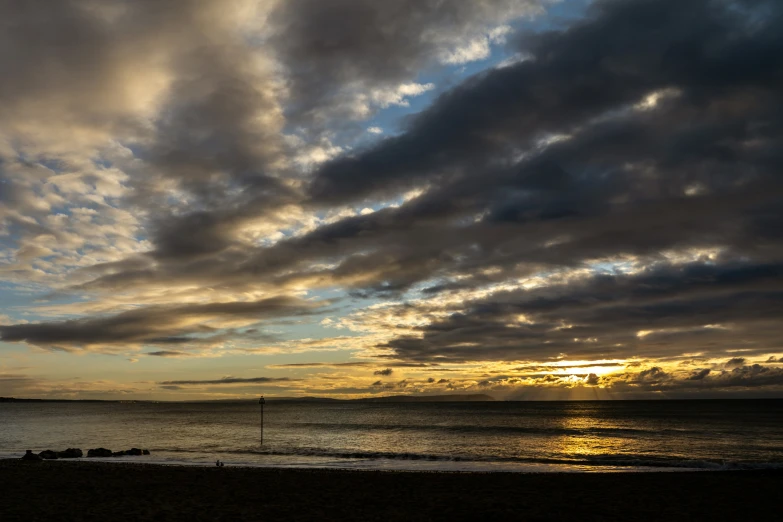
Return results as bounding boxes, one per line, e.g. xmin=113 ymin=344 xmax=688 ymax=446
xmin=0 ymin=455 xmax=726 ymax=473
xmin=1 ymin=460 xmax=781 ymax=521
xmin=0 ymin=457 xmax=702 ymax=473
xmin=5 ymin=452 xmax=780 ymax=473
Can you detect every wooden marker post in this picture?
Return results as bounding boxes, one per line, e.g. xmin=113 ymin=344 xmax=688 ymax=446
xmin=259 ymin=396 xmax=265 ymax=445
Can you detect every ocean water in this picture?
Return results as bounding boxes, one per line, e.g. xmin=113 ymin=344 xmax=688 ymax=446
xmin=1 ymin=400 xmax=782 ymax=472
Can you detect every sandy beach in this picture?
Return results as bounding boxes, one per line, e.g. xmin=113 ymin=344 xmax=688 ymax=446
xmin=1 ymin=460 xmax=780 ymax=521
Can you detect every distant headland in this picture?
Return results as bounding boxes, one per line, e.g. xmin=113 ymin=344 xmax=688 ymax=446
xmin=1 ymin=394 xmax=495 ymax=404
xmin=0 ymin=397 xmax=125 ymax=403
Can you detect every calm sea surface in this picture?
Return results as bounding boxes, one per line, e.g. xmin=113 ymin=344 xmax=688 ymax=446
xmin=2 ymin=400 xmax=782 ymax=472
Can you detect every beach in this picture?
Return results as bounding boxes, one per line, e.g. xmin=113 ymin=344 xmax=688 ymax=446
xmin=1 ymin=460 xmax=781 ymax=521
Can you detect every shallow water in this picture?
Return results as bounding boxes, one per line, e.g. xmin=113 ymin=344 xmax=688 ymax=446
xmin=2 ymin=400 xmax=782 ymax=472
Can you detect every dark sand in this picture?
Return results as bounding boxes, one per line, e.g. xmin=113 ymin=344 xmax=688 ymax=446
xmin=1 ymin=460 xmax=780 ymax=521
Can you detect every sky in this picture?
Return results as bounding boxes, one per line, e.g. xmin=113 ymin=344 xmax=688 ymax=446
xmin=1 ymin=0 xmax=782 ymax=401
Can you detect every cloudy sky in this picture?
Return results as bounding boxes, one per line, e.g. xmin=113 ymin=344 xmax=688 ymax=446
xmin=1 ymin=0 xmax=782 ymax=400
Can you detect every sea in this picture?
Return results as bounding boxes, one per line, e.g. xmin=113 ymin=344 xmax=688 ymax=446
xmin=1 ymin=399 xmax=782 ymax=473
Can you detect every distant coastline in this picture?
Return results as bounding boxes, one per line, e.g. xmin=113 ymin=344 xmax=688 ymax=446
xmin=0 ymin=394 xmax=496 ymax=404
xmin=4 ymin=395 xmax=781 ymax=404
xmin=0 ymin=397 xmax=123 ymax=403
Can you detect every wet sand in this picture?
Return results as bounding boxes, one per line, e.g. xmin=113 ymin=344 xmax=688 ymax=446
xmin=1 ymin=460 xmax=780 ymax=521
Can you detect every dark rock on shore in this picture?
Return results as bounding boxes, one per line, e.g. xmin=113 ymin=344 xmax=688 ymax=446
xmin=21 ymin=447 xmax=146 ymax=460
xmin=108 ymin=448 xmax=150 ymax=457
xmin=21 ymin=450 xmax=42 ymax=461
xmin=57 ymin=448 xmax=83 ymax=459
xmin=38 ymin=448 xmax=83 ymax=459
xmin=87 ymin=448 xmax=113 ymax=458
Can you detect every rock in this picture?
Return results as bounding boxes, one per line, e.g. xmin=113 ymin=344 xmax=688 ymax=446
xmin=21 ymin=450 xmax=42 ymax=461
xmin=87 ymin=448 xmax=113 ymax=458
xmin=38 ymin=450 xmax=58 ymax=460
xmin=57 ymin=448 xmax=83 ymax=459
xmin=107 ymin=448 xmax=149 ymax=457
xmin=83 ymin=447 xmax=150 ymax=457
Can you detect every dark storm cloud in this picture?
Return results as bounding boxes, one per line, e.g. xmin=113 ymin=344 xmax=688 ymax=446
xmin=688 ymin=369 xmax=712 ymax=381
xmin=280 ymin=0 xmax=783 ymax=295
xmin=269 ymin=362 xmax=374 ymax=368
xmin=369 ymin=379 xmax=411 ymax=391
xmin=725 ymin=357 xmax=747 ymax=369
xmin=0 ymin=296 xmax=327 ymax=350
xmin=0 ymin=373 xmax=34 ymax=383
xmin=140 ymin=30 xmax=301 ymax=260
xmin=158 ymin=376 xmax=296 ymax=385
xmin=382 ymin=261 xmax=783 ymax=362
xmin=603 ymin=364 xmax=783 ymax=392
xmin=255 ymin=92 xmax=780 ymax=296
xmin=267 ymin=362 xmax=432 ymax=369
xmin=129 ymin=11 xmax=298 ymax=263
xmin=70 ymin=0 xmax=783 ymax=305
xmin=149 ymin=210 xmax=255 ymax=261
xmin=146 ymin=351 xmax=190 ymax=358
xmin=513 ymin=362 xmax=625 ymax=371
xmin=309 ymin=0 xmax=782 ymax=203
xmin=269 ymin=0 xmax=542 ymax=124
xmin=585 ymin=374 xmax=600 ymax=386
xmin=373 ymin=368 xmax=394 ymax=376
